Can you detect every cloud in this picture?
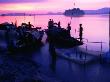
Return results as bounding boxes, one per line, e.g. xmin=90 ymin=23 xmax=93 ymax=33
xmin=0 ymin=0 xmax=45 ymax=3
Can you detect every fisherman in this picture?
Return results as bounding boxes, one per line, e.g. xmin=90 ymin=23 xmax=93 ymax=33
xmin=58 ymin=21 xmax=61 ymax=28
xmin=79 ymin=24 xmax=83 ymax=42
xmin=28 ymin=22 xmax=34 ymax=29
xmin=48 ymin=19 xmax=54 ymax=29
xmin=75 ymin=29 xmax=76 ymax=34
xmin=52 ymin=19 xmax=54 ymax=27
xmin=67 ymin=23 xmax=71 ymax=37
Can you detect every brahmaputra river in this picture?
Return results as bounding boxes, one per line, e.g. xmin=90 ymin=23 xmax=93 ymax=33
xmin=0 ymin=15 xmax=110 ymax=82
xmin=0 ymin=15 xmax=109 ymax=52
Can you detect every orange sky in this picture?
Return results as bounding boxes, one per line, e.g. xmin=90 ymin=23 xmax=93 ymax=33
xmin=0 ymin=0 xmax=110 ymax=13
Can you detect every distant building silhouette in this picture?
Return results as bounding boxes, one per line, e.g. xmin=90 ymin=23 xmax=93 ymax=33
xmin=64 ymin=8 xmax=85 ymax=16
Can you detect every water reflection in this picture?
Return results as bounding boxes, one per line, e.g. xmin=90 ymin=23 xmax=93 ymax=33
xmin=0 ymin=15 xmax=109 ymax=52
xmin=49 ymin=42 xmax=57 ymax=71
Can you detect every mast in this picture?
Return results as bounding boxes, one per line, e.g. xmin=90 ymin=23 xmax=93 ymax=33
xmin=109 ymin=9 xmax=110 ymax=52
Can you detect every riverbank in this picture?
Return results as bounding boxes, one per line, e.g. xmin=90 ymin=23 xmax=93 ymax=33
xmin=32 ymin=43 xmax=110 ymax=82
xmin=0 ymin=50 xmax=62 ymax=82
xmin=0 ymin=14 xmax=109 ymax=82
xmin=0 ymin=40 xmax=110 ymax=82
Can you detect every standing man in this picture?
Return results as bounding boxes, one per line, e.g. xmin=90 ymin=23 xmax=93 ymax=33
xmin=48 ymin=19 xmax=54 ymax=29
xmin=58 ymin=21 xmax=61 ymax=28
xmin=28 ymin=22 xmax=34 ymax=29
xmin=79 ymin=24 xmax=83 ymax=42
xmin=67 ymin=23 xmax=71 ymax=37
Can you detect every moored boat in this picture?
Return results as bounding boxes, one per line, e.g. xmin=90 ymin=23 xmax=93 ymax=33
xmin=46 ymin=27 xmax=83 ymax=48
xmin=0 ymin=22 xmax=44 ymax=52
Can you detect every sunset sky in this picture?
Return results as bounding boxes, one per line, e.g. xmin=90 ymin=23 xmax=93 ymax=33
xmin=0 ymin=0 xmax=110 ymax=13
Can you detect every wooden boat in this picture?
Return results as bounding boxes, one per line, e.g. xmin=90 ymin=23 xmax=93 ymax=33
xmin=0 ymin=22 xmax=16 ymax=30
xmin=46 ymin=26 xmax=103 ymax=64
xmin=0 ymin=22 xmax=44 ymax=52
xmin=15 ymin=28 xmax=44 ymax=52
xmin=46 ymin=27 xmax=83 ymax=48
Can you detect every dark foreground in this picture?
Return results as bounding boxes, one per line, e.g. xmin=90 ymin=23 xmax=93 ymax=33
xmin=0 ymin=42 xmax=110 ymax=82
xmin=0 ymin=21 xmax=110 ymax=82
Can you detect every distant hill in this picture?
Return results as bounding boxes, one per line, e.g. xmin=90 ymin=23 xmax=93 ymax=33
xmin=0 ymin=13 xmax=35 ymax=16
xmin=84 ymin=7 xmax=110 ymax=15
xmin=0 ymin=12 xmax=63 ymax=16
xmin=0 ymin=7 xmax=109 ymax=16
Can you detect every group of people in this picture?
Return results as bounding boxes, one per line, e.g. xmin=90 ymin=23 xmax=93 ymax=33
xmin=48 ymin=19 xmax=83 ymax=42
xmin=48 ymin=19 xmax=83 ymax=71
xmin=48 ymin=19 xmax=61 ymax=29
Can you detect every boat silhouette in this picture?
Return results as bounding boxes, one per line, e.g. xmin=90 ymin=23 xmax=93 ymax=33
xmin=46 ymin=26 xmax=83 ymax=49
xmin=0 ymin=22 xmax=44 ymax=52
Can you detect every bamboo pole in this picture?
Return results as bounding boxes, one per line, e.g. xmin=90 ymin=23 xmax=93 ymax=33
xmin=109 ymin=9 xmax=110 ymax=52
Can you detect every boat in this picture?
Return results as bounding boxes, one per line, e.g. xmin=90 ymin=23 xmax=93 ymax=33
xmin=15 ymin=24 xmax=44 ymax=52
xmin=45 ymin=22 xmax=103 ymax=64
xmin=0 ymin=22 xmax=44 ymax=52
xmin=45 ymin=26 xmax=83 ymax=49
xmin=0 ymin=22 xmax=16 ymax=30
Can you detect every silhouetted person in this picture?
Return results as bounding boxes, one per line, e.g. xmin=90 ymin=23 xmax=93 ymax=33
xmin=75 ymin=29 xmax=76 ymax=34
xmin=48 ymin=19 xmax=51 ymax=29
xmin=79 ymin=24 xmax=83 ymax=42
xmin=52 ymin=19 xmax=54 ymax=26
xmin=67 ymin=23 xmax=71 ymax=37
xmin=48 ymin=19 xmax=54 ymax=29
xmin=58 ymin=21 xmax=61 ymax=28
xmin=28 ymin=22 xmax=34 ymax=29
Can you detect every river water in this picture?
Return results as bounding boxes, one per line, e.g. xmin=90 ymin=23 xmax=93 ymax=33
xmin=0 ymin=15 xmax=109 ymax=52
xmin=0 ymin=15 xmax=110 ymax=82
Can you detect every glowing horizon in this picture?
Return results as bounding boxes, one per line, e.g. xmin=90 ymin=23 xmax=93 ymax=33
xmin=0 ymin=0 xmax=110 ymax=13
